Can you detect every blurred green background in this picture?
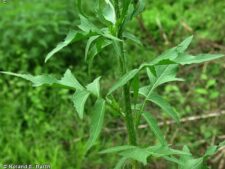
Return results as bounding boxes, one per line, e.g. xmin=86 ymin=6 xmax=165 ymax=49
xmin=0 ymin=0 xmax=225 ymax=168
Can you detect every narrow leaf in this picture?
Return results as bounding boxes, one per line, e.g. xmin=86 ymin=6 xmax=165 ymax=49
xmin=103 ymin=0 xmax=116 ymax=24
xmin=133 ymin=0 xmax=146 ymax=17
xmin=100 ymin=145 xmax=135 ymax=154
xmin=139 ymin=90 xmax=179 ymax=122
xmin=72 ymin=90 xmax=90 ymax=119
xmin=122 ymin=0 xmax=132 ymax=17
xmin=123 ymin=32 xmax=142 ymax=45
xmin=45 ymin=30 xmax=76 ymax=62
xmin=86 ymin=38 xmax=112 ymax=69
xmin=143 ymin=112 xmax=167 ymax=145
xmin=85 ymin=35 xmax=100 ymax=61
xmin=108 ymin=69 xmax=139 ymax=95
xmin=148 ymin=146 xmax=190 ymax=157
xmin=78 ymin=15 xmax=99 ymax=33
xmin=176 ymin=35 xmax=193 ymax=53
xmin=174 ymin=54 xmax=224 ymax=65
xmin=86 ymin=98 xmax=106 ymax=151
xmin=114 ymin=157 xmax=127 ymax=169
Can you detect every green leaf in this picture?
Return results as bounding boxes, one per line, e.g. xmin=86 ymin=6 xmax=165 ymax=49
xmin=72 ymin=90 xmax=90 ymax=119
xmin=150 ymin=36 xmax=193 ymax=65
xmin=86 ymin=38 xmax=112 ymax=70
xmin=147 ymin=65 xmax=184 ymax=90
xmin=204 ymin=146 xmax=217 ymax=157
xmin=147 ymin=146 xmax=190 ymax=157
xmin=86 ymin=77 xmax=101 ymax=97
xmin=1 ymin=72 xmax=57 ymax=87
xmin=78 ymin=15 xmax=99 ymax=33
xmin=139 ymin=90 xmax=179 ymax=122
xmin=178 ymin=146 xmax=208 ymax=169
xmin=121 ymin=0 xmax=132 ymax=17
xmin=77 ymin=0 xmax=85 ymax=16
xmin=142 ymin=112 xmax=167 ymax=145
xmin=1 ymin=69 xmax=83 ymax=90
xmin=114 ymin=157 xmax=127 ymax=169
xmin=174 ymin=54 xmax=224 ymax=65
xmin=176 ymin=35 xmax=193 ymax=53
xmin=100 ymin=145 xmax=135 ymax=154
xmin=133 ymin=0 xmax=146 ymax=17
xmin=85 ymin=35 xmax=100 ymax=61
xmin=179 ymin=158 xmax=206 ymax=169
xmin=86 ymin=98 xmax=106 ymax=151
xmin=219 ymin=141 xmax=225 ymax=147
xmin=123 ymin=32 xmax=142 ymax=45
xmin=107 ymin=69 xmax=139 ymax=95
xmin=150 ymin=48 xmax=178 ymax=66
xmin=105 ymin=145 xmax=190 ymax=166
xmin=163 ymin=156 xmax=183 ymax=165
xmin=120 ymin=147 xmax=150 ymax=165
xmin=58 ymin=69 xmax=84 ymax=90
xmin=103 ymin=0 xmax=116 ymax=24
xmin=45 ymin=30 xmax=88 ymax=62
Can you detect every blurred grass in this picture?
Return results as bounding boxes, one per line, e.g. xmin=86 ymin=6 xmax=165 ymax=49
xmin=0 ymin=0 xmax=225 ymax=169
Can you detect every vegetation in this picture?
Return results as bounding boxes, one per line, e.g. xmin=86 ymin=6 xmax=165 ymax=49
xmin=0 ymin=0 xmax=225 ymax=169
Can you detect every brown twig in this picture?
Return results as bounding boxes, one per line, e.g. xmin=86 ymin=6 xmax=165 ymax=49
xmin=136 ymin=15 xmax=156 ymax=46
xmin=106 ymin=110 xmax=225 ymax=132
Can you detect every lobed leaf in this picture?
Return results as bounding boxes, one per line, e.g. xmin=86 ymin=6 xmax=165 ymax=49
xmin=119 ymin=147 xmax=150 ymax=165
xmin=86 ymin=77 xmax=101 ymax=97
xmin=1 ymin=69 xmax=83 ymax=90
xmin=58 ymin=69 xmax=84 ymax=90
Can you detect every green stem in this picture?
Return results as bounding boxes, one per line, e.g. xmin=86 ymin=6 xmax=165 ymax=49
xmin=123 ymin=84 xmax=137 ymax=145
xmin=114 ymin=1 xmax=138 ymax=168
xmin=120 ymin=41 xmax=138 ymax=169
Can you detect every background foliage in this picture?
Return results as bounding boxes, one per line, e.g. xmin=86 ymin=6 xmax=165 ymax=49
xmin=0 ymin=0 xmax=224 ymax=168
